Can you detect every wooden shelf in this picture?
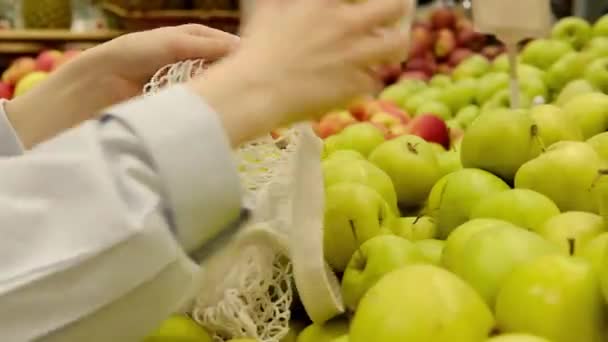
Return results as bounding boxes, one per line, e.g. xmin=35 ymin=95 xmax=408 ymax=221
xmin=0 ymin=29 xmax=124 ymax=42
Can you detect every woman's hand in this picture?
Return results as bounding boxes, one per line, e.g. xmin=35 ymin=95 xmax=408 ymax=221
xmin=190 ymin=0 xmax=410 ymax=146
xmin=5 ymin=25 xmax=239 ymax=149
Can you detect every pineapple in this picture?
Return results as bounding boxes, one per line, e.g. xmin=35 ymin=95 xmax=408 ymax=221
xmin=22 ymin=0 xmax=73 ymax=29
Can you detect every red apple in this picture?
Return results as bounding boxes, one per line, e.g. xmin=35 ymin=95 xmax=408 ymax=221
xmin=448 ymin=48 xmax=474 ymax=67
xmin=317 ymin=111 xmax=357 ymax=138
xmin=405 ymin=57 xmax=437 ymax=76
xmin=457 ymin=28 xmax=488 ymax=52
xmin=376 ymin=64 xmax=403 ymax=86
xmin=399 ymin=71 xmax=430 ymax=82
xmin=435 ymin=29 xmax=457 ymax=59
xmin=2 ymin=57 xmax=36 ymax=86
xmin=407 ymin=114 xmax=450 ymax=148
xmin=481 ymin=45 xmax=504 ymax=60
xmin=0 ymin=81 xmax=13 ymax=99
xmin=409 ymin=25 xmax=436 ymax=58
xmin=349 ymin=97 xmax=375 ymax=121
xmin=430 ymin=7 xmax=456 ymax=30
xmin=36 ymin=50 xmax=63 ymax=72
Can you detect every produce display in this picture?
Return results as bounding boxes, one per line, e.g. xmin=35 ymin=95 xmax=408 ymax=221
xmin=9 ymin=4 xmax=608 ymax=342
xmin=377 ymin=6 xmax=504 ymax=86
xmin=0 ymin=49 xmax=81 ymax=100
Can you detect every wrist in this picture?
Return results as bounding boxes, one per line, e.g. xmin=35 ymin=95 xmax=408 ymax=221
xmin=188 ymin=55 xmax=285 ymax=146
xmin=5 ymin=49 xmax=116 ymax=148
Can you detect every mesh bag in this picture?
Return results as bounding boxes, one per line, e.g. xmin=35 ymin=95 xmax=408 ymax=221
xmin=143 ymin=59 xmax=343 ymax=341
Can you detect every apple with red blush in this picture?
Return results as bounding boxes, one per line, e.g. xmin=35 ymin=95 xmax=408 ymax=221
xmin=435 ymin=29 xmax=457 ymax=59
xmin=0 ymin=81 xmax=13 ymax=100
xmin=36 ymin=50 xmax=63 ymax=72
xmin=407 ymin=114 xmax=450 ymax=149
xmin=449 ymin=48 xmax=474 ymax=67
xmin=317 ymin=111 xmax=357 ymax=138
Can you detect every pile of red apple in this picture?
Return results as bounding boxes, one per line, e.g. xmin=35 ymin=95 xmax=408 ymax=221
xmin=0 ymin=49 xmax=81 ymax=100
xmin=394 ymin=7 xmax=504 ymax=84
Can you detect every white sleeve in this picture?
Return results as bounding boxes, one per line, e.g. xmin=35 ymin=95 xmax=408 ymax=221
xmin=0 ymin=99 xmax=25 ymax=156
xmin=0 ymin=85 xmax=245 ymax=342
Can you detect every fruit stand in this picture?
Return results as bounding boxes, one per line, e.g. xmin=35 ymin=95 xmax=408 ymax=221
xmin=8 ymin=1 xmax=608 ymax=342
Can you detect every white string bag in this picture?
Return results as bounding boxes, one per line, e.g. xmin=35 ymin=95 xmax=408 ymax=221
xmin=143 ymin=60 xmax=344 ymax=341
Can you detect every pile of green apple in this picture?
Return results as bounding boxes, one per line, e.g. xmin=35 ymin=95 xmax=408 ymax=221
xmin=311 ymin=88 xmax=608 ymax=342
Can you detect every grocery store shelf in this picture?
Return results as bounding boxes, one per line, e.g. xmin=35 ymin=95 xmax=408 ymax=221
xmin=0 ymin=29 xmax=124 ymax=42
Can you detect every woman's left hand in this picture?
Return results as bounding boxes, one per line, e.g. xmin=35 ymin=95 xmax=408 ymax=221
xmin=5 ymin=25 xmax=240 ymax=149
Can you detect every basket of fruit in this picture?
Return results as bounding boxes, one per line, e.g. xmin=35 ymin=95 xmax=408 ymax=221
xmin=101 ymin=1 xmax=239 ymax=33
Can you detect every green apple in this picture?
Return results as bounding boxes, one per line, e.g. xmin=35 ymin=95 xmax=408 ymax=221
xmin=530 ymin=104 xmax=583 ymax=148
xmin=430 ymin=74 xmax=452 ymax=88
xmin=442 ymin=219 xmax=511 ymax=274
xmin=369 ymin=135 xmax=441 ymax=208
xmin=481 ymin=89 xmax=532 ymax=112
xmin=561 ymin=92 xmax=608 ymax=139
xmin=593 ymin=14 xmax=608 ymax=37
xmin=452 ymin=55 xmax=491 ymax=81
xmin=520 ymin=74 xmax=549 ymax=102
xmin=492 ymin=54 xmax=509 ymax=73
xmin=378 ymin=79 xmax=427 ymax=108
xmin=322 ymin=123 xmax=385 ymax=157
xmin=297 ymin=319 xmax=349 ymax=342
xmin=323 ymin=149 xmax=365 ymax=162
xmin=350 ymin=265 xmax=494 ymax=342
xmin=280 ymin=321 xmax=307 ymax=342
xmin=518 ymin=64 xmax=546 ymax=81
xmin=461 ymin=108 xmax=541 ymax=182
xmin=424 ymin=169 xmax=510 ymax=238
xmin=545 ymin=52 xmax=595 ymax=92
xmin=455 ymin=105 xmax=480 ymax=130
xmin=515 ymin=141 xmax=604 ymax=212
xmin=452 ymin=223 xmax=562 ymax=307
xmin=580 ymin=232 xmax=608 ymax=274
xmin=554 ymin=79 xmax=596 ymax=106
xmin=551 ymin=16 xmax=593 ymax=50
xmin=415 ymin=101 xmax=452 ymax=120
xmin=587 ymin=132 xmax=608 ymax=161
xmin=431 ymin=143 xmax=446 ymax=154
xmin=144 ymin=315 xmax=212 ymax=342
xmin=438 ymin=149 xmax=462 ymax=177
xmin=440 ymin=78 xmax=478 ymax=113
xmin=585 ymin=37 xmax=608 ymax=58
xmin=537 ymin=211 xmax=605 ymax=256
xmin=470 ymin=189 xmax=560 ymax=232
xmin=495 ymin=255 xmax=606 ymax=342
xmin=486 ymin=334 xmax=553 ymax=342
xmin=414 ymin=239 xmax=445 ymax=265
xmin=521 ymin=39 xmax=575 ymax=70
xmin=390 ymin=216 xmax=437 ymax=240
xmin=341 ymin=235 xmax=426 ymax=310
xmin=323 ymin=158 xmax=399 ymax=214
xmin=323 ymin=182 xmax=394 ymax=271
xmin=404 ymin=87 xmax=442 ymax=114
xmin=476 ymin=72 xmax=509 ymax=105
xmin=585 ymin=58 xmax=608 ymax=93
xmin=329 ymin=336 xmax=348 ymax=342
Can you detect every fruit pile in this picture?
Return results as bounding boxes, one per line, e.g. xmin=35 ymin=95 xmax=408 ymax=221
xmin=0 ymin=49 xmax=81 ymax=100
xmin=317 ymin=14 xmax=608 ymax=147
xmin=399 ymin=7 xmax=504 ymax=83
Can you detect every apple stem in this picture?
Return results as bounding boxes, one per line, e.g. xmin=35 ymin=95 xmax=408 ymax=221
xmin=590 ymin=169 xmax=608 ymax=190
xmin=407 ymin=142 xmax=419 ymax=154
xmin=349 ymin=219 xmax=364 ymax=256
xmin=530 ymin=124 xmax=546 ymax=153
xmin=568 ymin=238 xmax=575 ymax=256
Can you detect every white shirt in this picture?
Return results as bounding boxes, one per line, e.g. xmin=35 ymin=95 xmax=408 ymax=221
xmin=0 ymin=85 xmax=244 ymax=341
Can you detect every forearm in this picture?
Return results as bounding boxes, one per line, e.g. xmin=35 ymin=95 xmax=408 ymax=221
xmin=4 ymin=47 xmax=121 ymax=149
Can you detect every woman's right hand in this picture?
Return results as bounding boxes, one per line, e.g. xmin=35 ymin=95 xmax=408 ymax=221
xmin=189 ymin=0 xmax=410 ymax=146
